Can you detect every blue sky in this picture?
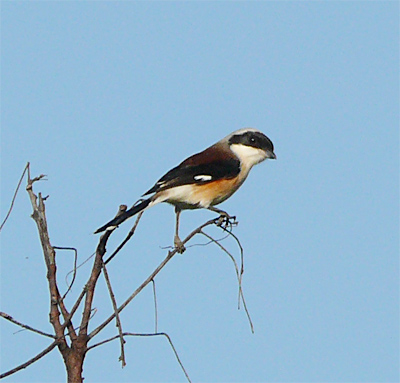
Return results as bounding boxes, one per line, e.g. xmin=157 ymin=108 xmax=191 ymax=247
xmin=1 ymin=2 xmax=398 ymax=382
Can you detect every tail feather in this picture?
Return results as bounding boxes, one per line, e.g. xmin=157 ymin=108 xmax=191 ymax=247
xmin=94 ymin=198 xmax=151 ymax=234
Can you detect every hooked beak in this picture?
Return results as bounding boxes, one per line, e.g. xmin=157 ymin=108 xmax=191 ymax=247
xmin=266 ymin=150 xmax=277 ymax=160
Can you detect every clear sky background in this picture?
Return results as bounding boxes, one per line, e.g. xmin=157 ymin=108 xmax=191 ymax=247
xmin=1 ymin=2 xmax=398 ymax=382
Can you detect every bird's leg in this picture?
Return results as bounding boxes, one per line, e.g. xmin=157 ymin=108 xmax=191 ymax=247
xmin=207 ymin=206 xmax=237 ymax=227
xmin=174 ymin=207 xmax=186 ymax=254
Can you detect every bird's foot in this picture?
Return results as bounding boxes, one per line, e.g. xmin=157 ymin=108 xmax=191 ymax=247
xmin=215 ymin=211 xmax=237 ymax=228
xmin=174 ymin=235 xmax=186 ymax=254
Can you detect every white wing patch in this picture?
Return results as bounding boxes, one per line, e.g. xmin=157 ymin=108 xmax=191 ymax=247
xmin=194 ymin=175 xmax=212 ymax=182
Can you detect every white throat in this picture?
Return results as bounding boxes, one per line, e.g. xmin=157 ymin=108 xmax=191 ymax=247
xmin=230 ymin=144 xmax=267 ymax=171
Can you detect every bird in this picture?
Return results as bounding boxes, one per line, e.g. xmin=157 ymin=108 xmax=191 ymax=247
xmin=95 ymin=128 xmax=276 ymax=252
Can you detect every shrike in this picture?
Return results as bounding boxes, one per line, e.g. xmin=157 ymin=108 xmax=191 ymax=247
xmin=95 ymin=128 xmax=276 ymax=251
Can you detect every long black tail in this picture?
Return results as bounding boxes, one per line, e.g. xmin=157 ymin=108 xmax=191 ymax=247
xmin=94 ymin=198 xmax=151 ymax=234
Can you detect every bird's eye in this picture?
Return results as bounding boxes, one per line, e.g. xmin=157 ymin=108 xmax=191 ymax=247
xmin=250 ymin=136 xmax=256 ymax=143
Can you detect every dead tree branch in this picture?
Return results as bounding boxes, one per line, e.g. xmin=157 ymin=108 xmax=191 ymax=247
xmin=2 ymin=164 xmax=251 ymax=382
xmin=26 ymin=171 xmax=72 ymax=349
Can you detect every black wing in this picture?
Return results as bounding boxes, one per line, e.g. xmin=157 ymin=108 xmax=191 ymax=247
xmin=143 ymin=158 xmax=240 ymax=196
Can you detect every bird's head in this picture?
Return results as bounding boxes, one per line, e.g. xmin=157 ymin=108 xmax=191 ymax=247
xmin=224 ymin=128 xmax=276 ymax=168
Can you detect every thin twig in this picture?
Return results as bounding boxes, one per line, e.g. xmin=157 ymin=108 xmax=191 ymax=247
xmin=218 ymin=225 xmax=245 ymax=308
xmin=200 ymin=231 xmax=241 ymax=278
xmin=200 ymin=230 xmax=254 ymax=333
xmin=104 ymin=211 xmax=144 ymax=264
xmin=87 ymin=332 xmax=191 ymax=383
xmin=0 ymin=162 xmax=30 ymax=232
xmin=0 ymin=312 xmax=55 ymax=339
xmin=102 ymin=262 xmax=126 ymax=367
xmin=53 ymin=246 xmax=78 ymax=300
xmin=151 ymin=279 xmax=158 ymax=333
xmin=185 ymin=232 xmax=231 ymax=249
xmin=65 ymin=252 xmax=95 ymax=283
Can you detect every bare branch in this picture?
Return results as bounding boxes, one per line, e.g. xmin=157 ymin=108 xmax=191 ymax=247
xmin=87 ymin=332 xmax=191 ymax=383
xmin=102 ymin=262 xmax=126 ymax=367
xmin=0 ymin=311 xmax=55 ymax=339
